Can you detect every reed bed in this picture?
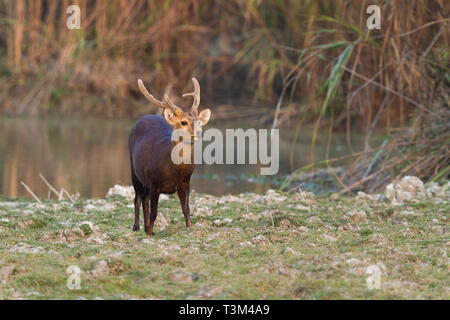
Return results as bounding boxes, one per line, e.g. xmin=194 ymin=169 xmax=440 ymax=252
xmin=0 ymin=0 xmax=448 ymax=188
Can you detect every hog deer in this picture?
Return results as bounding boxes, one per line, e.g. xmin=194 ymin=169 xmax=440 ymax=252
xmin=129 ymin=78 xmax=211 ymax=236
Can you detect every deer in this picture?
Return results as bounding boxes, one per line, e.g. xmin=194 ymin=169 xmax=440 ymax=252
xmin=129 ymin=77 xmax=211 ymax=236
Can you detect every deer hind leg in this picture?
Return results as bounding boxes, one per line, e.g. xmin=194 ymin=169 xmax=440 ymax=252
xmin=177 ymin=183 xmax=192 ymax=227
xmin=142 ymin=190 xmax=150 ymax=235
xmin=132 ymin=193 xmax=141 ymax=231
xmin=131 ymin=165 xmax=145 ymax=231
xmin=147 ymin=186 xmax=160 ymax=237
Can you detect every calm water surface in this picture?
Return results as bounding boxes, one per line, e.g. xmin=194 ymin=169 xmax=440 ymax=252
xmin=0 ymin=116 xmax=369 ymax=198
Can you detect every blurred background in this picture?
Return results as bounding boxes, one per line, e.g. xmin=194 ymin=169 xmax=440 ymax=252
xmin=0 ymin=0 xmax=448 ymax=199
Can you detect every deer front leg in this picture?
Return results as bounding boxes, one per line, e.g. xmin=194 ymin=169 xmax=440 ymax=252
xmin=132 ymin=192 xmax=142 ymax=231
xmin=148 ymin=186 xmax=160 ymax=236
xmin=177 ymin=183 xmax=192 ymax=227
xmin=142 ymin=191 xmax=150 ymax=235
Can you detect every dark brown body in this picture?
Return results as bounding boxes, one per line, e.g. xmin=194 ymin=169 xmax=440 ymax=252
xmin=129 ymin=115 xmax=194 ymax=236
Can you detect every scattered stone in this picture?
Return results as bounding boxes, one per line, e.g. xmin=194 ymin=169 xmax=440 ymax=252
xmin=106 ymin=185 xmax=168 ymax=201
xmin=0 ymin=202 xmax=19 ymax=207
xmin=346 ymin=210 xmax=367 ymax=222
xmin=0 ymin=264 xmax=16 ymax=283
xmin=193 ymin=206 xmax=215 ymax=216
xmin=260 ymin=189 xmax=287 ymax=204
xmin=155 ymin=212 xmax=170 ymax=230
xmin=426 ymin=182 xmax=450 ymax=203
xmin=92 ymin=237 xmax=105 ymax=245
xmin=165 ymin=244 xmax=181 ymax=251
xmin=242 ymin=213 xmax=258 ymax=220
xmin=284 ymin=247 xmax=300 ymax=256
xmin=187 ymin=284 xmax=222 ymax=299
xmin=322 ymin=234 xmax=337 ymax=242
xmin=47 ymin=249 xmax=60 ymax=256
xmin=91 ymin=260 xmax=110 ymax=277
xmin=9 ymin=242 xmax=45 ymax=254
xmin=142 ymin=238 xmax=154 ymax=245
xmin=107 ymin=185 xmax=135 ymax=200
xmin=356 ymin=191 xmax=373 ymax=201
xmin=109 ymin=251 xmax=124 ymax=258
xmin=295 ymin=204 xmax=310 ymax=212
xmin=278 ymin=219 xmax=291 ymax=229
xmin=252 ymin=235 xmax=267 ymax=243
xmin=307 ymin=216 xmax=322 ymax=224
xmin=83 ymin=204 xmax=100 ymax=212
xmin=346 ymin=258 xmax=362 ymax=266
xmin=385 ymin=176 xmax=429 ymax=205
xmin=298 ymin=226 xmax=309 ymax=233
xmin=171 ymin=269 xmax=196 ymax=283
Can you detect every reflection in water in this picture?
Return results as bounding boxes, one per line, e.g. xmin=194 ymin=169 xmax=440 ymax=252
xmin=0 ymin=116 xmax=365 ymax=199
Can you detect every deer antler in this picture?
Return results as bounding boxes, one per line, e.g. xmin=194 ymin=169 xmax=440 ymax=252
xmin=138 ymin=79 xmax=181 ymax=113
xmin=182 ymin=78 xmax=200 ymax=114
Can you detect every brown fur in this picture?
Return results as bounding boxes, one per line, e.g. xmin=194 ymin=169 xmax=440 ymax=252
xmin=129 ymin=78 xmax=210 ymax=236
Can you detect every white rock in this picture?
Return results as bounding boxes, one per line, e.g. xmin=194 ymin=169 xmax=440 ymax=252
xmin=385 ymin=176 xmax=429 ymax=205
xmin=295 ymin=204 xmax=310 ymax=211
xmin=356 ymin=191 xmax=373 ymax=201
xmin=298 ymin=226 xmax=309 ymax=233
xmin=92 ymin=237 xmax=105 ymax=245
xmin=91 ymin=260 xmax=109 ymax=277
xmin=0 ymin=265 xmax=16 ymax=282
xmin=346 ymin=210 xmax=367 ymax=222
xmin=9 ymin=242 xmax=45 ymax=254
xmin=106 ymin=185 xmax=135 ymax=200
xmin=155 ymin=212 xmax=170 ymax=230
xmin=142 ymin=238 xmax=154 ymax=245
xmin=284 ymin=247 xmax=299 ymax=256
xmin=165 ymin=244 xmax=181 ymax=251
xmin=107 ymin=185 xmax=169 ymax=201
xmin=110 ymin=251 xmax=124 ymax=258
xmin=346 ymin=258 xmax=362 ymax=266
xmin=323 ymin=234 xmax=337 ymax=242
xmin=83 ymin=204 xmax=99 ymax=211
xmin=253 ymin=235 xmax=266 ymax=242
xmin=261 ymin=189 xmax=287 ymax=203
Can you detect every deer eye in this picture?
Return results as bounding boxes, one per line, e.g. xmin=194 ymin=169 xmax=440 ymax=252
xmin=181 ymin=121 xmax=188 ymax=126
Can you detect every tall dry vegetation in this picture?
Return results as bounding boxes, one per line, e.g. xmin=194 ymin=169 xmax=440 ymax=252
xmin=0 ymin=1 xmax=448 ymax=186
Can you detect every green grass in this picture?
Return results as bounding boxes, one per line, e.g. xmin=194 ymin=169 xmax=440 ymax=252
xmin=0 ymin=190 xmax=448 ymax=300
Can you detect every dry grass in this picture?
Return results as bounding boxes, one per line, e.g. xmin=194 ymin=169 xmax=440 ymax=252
xmin=0 ymin=1 xmax=448 ymax=189
xmin=0 ymin=1 xmax=447 ymax=122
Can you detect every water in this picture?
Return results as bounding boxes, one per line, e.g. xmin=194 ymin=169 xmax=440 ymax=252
xmin=0 ymin=116 xmax=368 ymax=199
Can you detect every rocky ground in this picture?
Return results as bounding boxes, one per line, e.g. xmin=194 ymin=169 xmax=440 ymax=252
xmin=0 ymin=177 xmax=448 ymax=299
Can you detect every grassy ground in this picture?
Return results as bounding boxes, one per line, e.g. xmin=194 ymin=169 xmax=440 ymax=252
xmin=0 ymin=188 xmax=448 ymax=300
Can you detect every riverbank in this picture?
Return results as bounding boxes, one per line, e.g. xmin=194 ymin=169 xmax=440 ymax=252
xmin=0 ymin=181 xmax=448 ymax=299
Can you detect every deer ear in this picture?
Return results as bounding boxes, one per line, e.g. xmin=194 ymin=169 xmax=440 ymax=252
xmin=163 ymin=108 xmax=176 ymax=125
xmin=198 ymin=108 xmax=211 ymax=125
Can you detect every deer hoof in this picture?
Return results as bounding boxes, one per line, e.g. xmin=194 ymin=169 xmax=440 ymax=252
xmin=132 ymin=225 xmax=140 ymax=231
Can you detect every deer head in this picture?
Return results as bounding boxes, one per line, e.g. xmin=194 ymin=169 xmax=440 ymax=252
xmin=138 ymin=78 xmax=211 ymax=140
